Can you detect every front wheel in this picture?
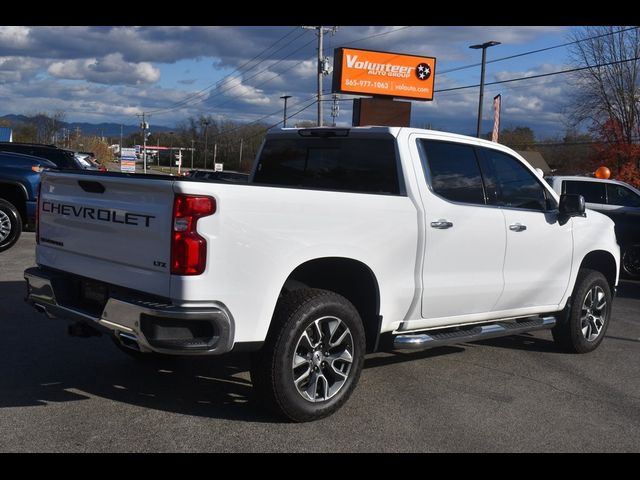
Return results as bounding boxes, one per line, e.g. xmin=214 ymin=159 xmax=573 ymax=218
xmin=0 ymin=199 xmax=22 ymax=253
xmin=552 ymin=269 xmax=612 ymax=353
xmin=250 ymin=288 xmax=366 ymax=422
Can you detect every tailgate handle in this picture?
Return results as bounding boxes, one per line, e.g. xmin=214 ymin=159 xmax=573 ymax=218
xmin=78 ymin=180 xmax=105 ymax=194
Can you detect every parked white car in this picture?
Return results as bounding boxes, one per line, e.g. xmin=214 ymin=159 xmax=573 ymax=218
xmin=546 ymin=176 xmax=640 ymax=278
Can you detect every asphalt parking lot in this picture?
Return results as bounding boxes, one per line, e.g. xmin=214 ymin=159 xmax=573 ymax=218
xmin=1 ymin=232 xmax=639 ymax=452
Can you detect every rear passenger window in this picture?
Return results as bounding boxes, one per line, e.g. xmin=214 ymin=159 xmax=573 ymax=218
xmin=564 ymin=181 xmax=606 ymax=204
xmin=253 ymin=136 xmax=400 ymax=194
xmin=479 ymin=149 xmax=547 ymax=211
xmin=419 ymin=140 xmax=485 ymax=205
xmin=606 ymin=183 xmax=640 ymax=207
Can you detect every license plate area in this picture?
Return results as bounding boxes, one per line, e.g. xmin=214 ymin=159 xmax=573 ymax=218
xmin=80 ymin=281 xmax=108 ymax=307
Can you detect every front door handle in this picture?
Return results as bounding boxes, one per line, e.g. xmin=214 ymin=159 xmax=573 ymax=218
xmin=509 ymin=223 xmax=527 ymax=232
xmin=430 ymin=219 xmax=453 ymax=229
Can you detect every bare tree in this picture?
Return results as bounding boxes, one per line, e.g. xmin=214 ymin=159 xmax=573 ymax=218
xmin=568 ymin=26 xmax=640 ymax=145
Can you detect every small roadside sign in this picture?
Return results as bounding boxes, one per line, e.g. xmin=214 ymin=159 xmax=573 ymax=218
xmin=121 ymin=148 xmax=137 ymax=160
xmin=121 ymin=160 xmax=136 ymax=173
xmin=214 ymin=163 xmax=223 ymax=172
xmin=120 ymin=148 xmax=137 ymax=173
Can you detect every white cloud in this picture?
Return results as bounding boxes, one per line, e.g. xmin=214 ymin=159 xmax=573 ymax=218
xmin=0 ymin=26 xmax=580 ymax=137
xmin=47 ymin=53 xmax=160 ymax=85
xmin=216 ymin=76 xmax=271 ymax=106
xmin=0 ymin=56 xmax=44 ymax=84
xmin=0 ymin=26 xmax=31 ymax=48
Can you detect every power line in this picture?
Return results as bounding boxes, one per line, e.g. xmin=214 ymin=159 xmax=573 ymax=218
xmin=144 ymin=27 xmax=309 ymax=115
xmin=191 ymin=95 xmax=320 ymax=143
xmin=434 ymin=55 xmax=640 ymax=94
xmin=207 ymin=47 xmax=319 ymax=113
xmin=439 ymin=26 xmax=639 ymax=76
xmin=249 ymin=100 xmax=319 ymax=140
xmin=144 ymin=27 xmax=304 ymax=115
xmin=340 ymin=26 xmax=414 ymax=46
xmin=146 ymin=26 xmax=416 ymax=123
xmin=149 ymin=34 xmax=318 ymax=118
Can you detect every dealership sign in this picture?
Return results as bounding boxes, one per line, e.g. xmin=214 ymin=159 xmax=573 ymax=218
xmin=332 ymin=48 xmax=436 ymax=101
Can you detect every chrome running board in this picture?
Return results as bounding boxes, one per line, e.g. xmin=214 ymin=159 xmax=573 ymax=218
xmin=393 ymin=316 xmax=556 ymax=350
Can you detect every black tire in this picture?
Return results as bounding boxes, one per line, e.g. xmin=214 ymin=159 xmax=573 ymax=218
xmin=0 ymin=198 xmax=22 ymax=253
xmin=552 ymin=269 xmax=612 ymax=353
xmin=250 ymin=288 xmax=366 ymax=422
xmin=621 ymin=245 xmax=640 ymax=279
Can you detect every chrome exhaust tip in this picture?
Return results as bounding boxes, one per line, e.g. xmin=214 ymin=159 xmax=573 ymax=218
xmin=117 ymin=331 xmax=141 ymax=351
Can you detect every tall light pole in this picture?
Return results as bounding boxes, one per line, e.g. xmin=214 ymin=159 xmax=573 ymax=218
xmin=202 ymin=119 xmax=210 ymax=170
xmin=469 ymin=41 xmax=501 ymax=138
xmin=280 ymin=95 xmax=292 ymax=127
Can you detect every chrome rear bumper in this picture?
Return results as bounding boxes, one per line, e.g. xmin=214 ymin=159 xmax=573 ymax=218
xmin=24 ymin=267 xmax=234 ymax=355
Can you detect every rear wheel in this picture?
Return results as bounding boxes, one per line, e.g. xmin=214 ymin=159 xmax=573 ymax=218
xmin=0 ymin=199 xmax=22 ymax=252
xmin=552 ymin=269 xmax=612 ymax=353
xmin=250 ymin=288 xmax=366 ymax=422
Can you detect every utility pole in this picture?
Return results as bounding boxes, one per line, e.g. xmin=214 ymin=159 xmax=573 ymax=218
xmin=191 ymin=139 xmax=195 ymax=169
xmin=202 ymin=119 xmax=210 ymax=170
xmin=239 ymin=138 xmax=243 ymax=171
xmin=302 ymin=26 xmax=337 ymax=127
xmin=120 ymin=124 xmax=123 ymax=155
xmin=137 ymin=113 xmax=150 ymax=173
xmin=331 ymin=94 xmax=340 ymax=127
xmin=213 ymin=143 xmax=217 ymax=166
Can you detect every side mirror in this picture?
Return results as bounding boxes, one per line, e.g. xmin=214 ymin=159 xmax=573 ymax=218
xmin=559 ymin=193 xmax=586 ymax=221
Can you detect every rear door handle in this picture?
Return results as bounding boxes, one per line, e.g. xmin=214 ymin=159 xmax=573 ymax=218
xmin=509 ymin=223 xmax=527 ymax=232
xmin=430 ymin=219 xmax=453 ymax=229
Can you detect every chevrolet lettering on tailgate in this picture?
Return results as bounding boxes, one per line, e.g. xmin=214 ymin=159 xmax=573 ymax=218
xmin=42 ymin=200 xmax=155 ymax=227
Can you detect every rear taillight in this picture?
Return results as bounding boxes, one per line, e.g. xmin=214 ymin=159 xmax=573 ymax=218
xmin=170 ymin=195 xmax=216 ymax=275
xmin=36 ymin=181 xmax=42 ymax=244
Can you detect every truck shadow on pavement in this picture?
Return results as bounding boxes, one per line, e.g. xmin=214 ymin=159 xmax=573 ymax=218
xmin=0 ymin=280 xmax=279 ymax=423
xmin=0 ymin=279 xmax=468 ymax=423
xmin=2 ymin=278 xmax=636 ymax=422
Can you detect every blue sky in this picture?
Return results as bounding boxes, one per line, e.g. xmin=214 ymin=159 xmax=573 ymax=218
xmin=0 ymin=26 xmax=585 ymax=138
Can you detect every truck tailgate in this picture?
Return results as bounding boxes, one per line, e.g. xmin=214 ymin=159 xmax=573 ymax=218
xmin=37 ymin=171 xmax=175 ymax=296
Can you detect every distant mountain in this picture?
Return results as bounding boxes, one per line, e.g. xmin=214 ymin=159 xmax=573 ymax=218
xmin=0 ymin=114 xmax=174 ymax=138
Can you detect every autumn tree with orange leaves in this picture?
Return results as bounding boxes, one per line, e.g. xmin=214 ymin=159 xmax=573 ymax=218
xmin=568 ymin=26 xmax=640 ymax=187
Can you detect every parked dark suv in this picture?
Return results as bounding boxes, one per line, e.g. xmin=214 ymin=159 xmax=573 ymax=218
xmin=0 ymin=142 xmax=79 ymax=170
xmin=0 ymin=151 xmax=56 ymax=252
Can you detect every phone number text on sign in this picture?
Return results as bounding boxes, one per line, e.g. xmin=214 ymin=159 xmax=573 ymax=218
xmin=345 ymin=79 xmax=390 ymax=89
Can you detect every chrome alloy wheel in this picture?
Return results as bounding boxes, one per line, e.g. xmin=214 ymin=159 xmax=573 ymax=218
xmin=0 ymin=210 xmax=11 ymax=243
xmin=581 ymin=285 xmax=608 ymax=342
xmin=292 ymin=316 xmax=354 ymax=403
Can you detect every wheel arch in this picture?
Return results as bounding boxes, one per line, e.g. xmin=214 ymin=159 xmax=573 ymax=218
xmin=0 ymin=181 xmax=28 ymax=223
xmin=278 ymin=257 xmax=382 ymax=353
xmin=579 ymin=250 xmax=617 ymax=293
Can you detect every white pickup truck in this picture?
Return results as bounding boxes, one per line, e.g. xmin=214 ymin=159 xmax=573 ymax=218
xmin=25 ymin=127 xmax=620 ymax=422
